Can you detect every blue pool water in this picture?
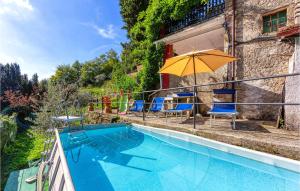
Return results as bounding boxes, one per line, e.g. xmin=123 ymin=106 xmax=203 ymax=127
xmin=60 ymin=124 xmax=300 ymax=191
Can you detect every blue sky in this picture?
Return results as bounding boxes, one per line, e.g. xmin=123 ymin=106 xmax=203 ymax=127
xmin=0 ymin=0 xmax=127 ymax=79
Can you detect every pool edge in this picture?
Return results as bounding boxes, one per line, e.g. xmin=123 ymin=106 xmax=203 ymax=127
xmin=132 ymin=123 xmax=300 ymax=173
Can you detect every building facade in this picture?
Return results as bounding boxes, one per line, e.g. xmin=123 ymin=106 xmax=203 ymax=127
xmin=156 ymin=0 xmax=299 ymax=127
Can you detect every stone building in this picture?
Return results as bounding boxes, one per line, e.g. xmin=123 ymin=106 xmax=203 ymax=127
xmin=155 ymin=0 xmax=299 ymax=128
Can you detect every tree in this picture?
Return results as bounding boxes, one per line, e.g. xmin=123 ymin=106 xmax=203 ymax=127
xmin=72 ymin=60 xmax=82 ymax=81
xmin=0 ymin=63 xmax=22 ymax=94
xmin=79 ymin=49 xmax=119 ymax=86
xmin=50 ymin=65 xmax=79 ymax=84
xmin=80 ymin=61 xmax=103 ymax=86
xmin=20 ymin=74 xmax=33 ymax=95
xmin=39 ymin=79 xmax=48 ymax=93
xmin=111 ymin=61 xmax=137 ymax=91
xmin=102 ymin=49 xmax=119 ymax=78
xmin=1 ymin=90 xmax=39 ymax=126
xmin=119 ymin=0 xmax=149 ymax=31
xmin=31 ymin=73 xmax=39 ymax=87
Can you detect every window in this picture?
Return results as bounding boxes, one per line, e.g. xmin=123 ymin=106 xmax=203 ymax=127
xmin=263 ymin=10 xmax=287 ymax=33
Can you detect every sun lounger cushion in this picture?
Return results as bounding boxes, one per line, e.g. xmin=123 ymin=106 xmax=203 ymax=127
xmin=165 ymin=103 xmax=193 ymax=112
xmin=149 ymin=97 xmax=165 ymax=112
xmin=208 ymin=102 xmax=238 ymax=115
xmin=176 ymin=92 xmax=194 ymax=97
xmin=129 ymin=100 xmax=144 ymax=112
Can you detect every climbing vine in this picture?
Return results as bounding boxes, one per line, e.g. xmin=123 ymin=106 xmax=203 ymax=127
xmin=120 ymin=0 xmax=208 ymax=92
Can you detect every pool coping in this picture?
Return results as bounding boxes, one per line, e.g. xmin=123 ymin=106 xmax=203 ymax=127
xmin=132 ymin=123 xmax=300 ymax=173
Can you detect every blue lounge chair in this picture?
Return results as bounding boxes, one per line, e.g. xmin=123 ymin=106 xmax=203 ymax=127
xmin=148 ymin=97 xmax=165 ymax=116
xmin=207 ymin=89 xmax=238 ymax=129
xmin=129 ymin=100 xmax=144 ymax=112
xmin=164 ymin=103 xmax=193 ymax=122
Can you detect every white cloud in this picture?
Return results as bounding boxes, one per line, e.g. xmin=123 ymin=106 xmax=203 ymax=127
xmin=0 ymin=8 xmax=58 ymax=79
xmin=0 ymin=0 xmax=33 ymax=11
xmin=0 ymin=0 xmax=34 ymax=18
xmin=89 ymin=43 xmax=120 ymax=55
xmin=82 ymin=23 xmax=117 ymax=39
xmin=94 ymin=24 xmax=116 ymax=39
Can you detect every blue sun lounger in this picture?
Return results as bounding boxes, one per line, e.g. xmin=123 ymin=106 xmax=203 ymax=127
xmin=164 ymin=103 xmax=193 ymax=122
xmin=148 ymin=97 xmax=165 ymax=116
xmin=207 ymin=89 xmax=238 ymax=129
xmin=129 ymin=100 xmax=144 ymax=112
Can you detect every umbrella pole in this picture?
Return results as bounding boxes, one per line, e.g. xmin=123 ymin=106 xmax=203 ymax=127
xmin=193 ymin=55 xmax=197 ymax=129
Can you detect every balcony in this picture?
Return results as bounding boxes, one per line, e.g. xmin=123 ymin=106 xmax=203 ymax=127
xmin=161 ymin=0 xmax=225 ymax=38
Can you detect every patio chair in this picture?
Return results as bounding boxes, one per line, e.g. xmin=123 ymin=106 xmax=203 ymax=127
xmin=148 ymin=97 xmax=165 ymax=117
xmin=129 ymin=100 xmax=145 ymax=113
xmin=207 ymin=89 xmax=238 ymax=129
xmin=163 ymin=103 xmax=193 ymax=122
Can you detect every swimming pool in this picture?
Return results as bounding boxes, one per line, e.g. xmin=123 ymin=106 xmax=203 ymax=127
xmin=59 ymin=123 xmax=300 ymax=191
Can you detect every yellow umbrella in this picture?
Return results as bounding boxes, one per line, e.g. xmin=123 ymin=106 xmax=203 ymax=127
xmin=159 ymin=49 xmax=237 ymax=85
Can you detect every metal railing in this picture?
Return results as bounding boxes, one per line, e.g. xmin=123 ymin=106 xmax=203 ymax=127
xmin=163 ymin=0 xmax=225 ymax=36
xmin=95 ymin=72 xmax=300 ymax=130
xmin=47 ymin=130 xmax=75 ymax=191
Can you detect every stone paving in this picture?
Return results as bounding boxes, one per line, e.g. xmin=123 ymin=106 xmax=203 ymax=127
xmin=116 ymin=113 xmax=300 ymax=160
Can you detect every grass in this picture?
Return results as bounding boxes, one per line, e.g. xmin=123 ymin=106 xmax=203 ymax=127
xmin=1 ymin=128 xmax=47 ymax=190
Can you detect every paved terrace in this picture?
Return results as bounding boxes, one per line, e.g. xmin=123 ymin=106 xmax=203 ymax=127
xmin=112 ymin=113 xmax=300 ymax=160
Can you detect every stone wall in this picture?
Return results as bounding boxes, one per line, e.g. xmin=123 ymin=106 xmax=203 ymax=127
xmin=285 ymin=1 xmax=300 ymax=130
xmin=168 ymin=67 xmax=228 ymax=114
xmin=227 ymin=0 xmax=296 ymax=120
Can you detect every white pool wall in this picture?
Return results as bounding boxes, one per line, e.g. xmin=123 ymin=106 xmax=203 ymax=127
xmin=132 ymin=123 xmax=300 ymax=173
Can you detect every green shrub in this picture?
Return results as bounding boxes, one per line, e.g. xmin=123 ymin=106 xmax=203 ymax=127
xmin=0 ymin=114 xmax=17 ymax=151
xmin=1 ymin=129 xmax=47 ymax=189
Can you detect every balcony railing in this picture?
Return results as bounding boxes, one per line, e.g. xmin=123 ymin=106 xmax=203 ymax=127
xmin=163 ymin=0 xmax=225 ymax=37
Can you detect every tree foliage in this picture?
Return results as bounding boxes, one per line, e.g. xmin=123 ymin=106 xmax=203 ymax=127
xmin=51 ymin=49 xmax=119 ymax=87
xmin=112 ymin=61 xmax=137 ymax=91
xmin=119 ymin=0 xmax=208 ymax=92
xmin=0 ymin=63 xmax=22 ymax=94
xmin=31 ymin=73 xmax=39 ymax=87
xmin=0 ymin=114 xmax=17 ymax=151
xmin=0 ymin=63 xmax=45 ymax=130
xmin=50 ymin=64 xmax=79 ymax=85
xmin=119 ymin=0 xmax=149 ymax=31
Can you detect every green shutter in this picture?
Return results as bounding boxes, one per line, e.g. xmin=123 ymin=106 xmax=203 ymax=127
xmin=271 ymin=14 xmax=278 ymax=32
xmin=263 ymin=16 xmax=271 ymax=33
xmin=278 ymin=10 xmax=287 ymax=27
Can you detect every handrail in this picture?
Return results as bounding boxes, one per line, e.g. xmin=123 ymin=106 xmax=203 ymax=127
xmin=142 ymin=73 xmax=300 ymax=93
xmin=163 ymin=0 xmax=225 ymax=36
xmin=92 ymin=101 xmax=300 ymax=106
xmin=92 ymin=72 xmax=300 ymax=129
xmin=97 ymin=72 xmax=300 ymax=96
xmin=54 ymin=129 xmax=75 ymax=191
